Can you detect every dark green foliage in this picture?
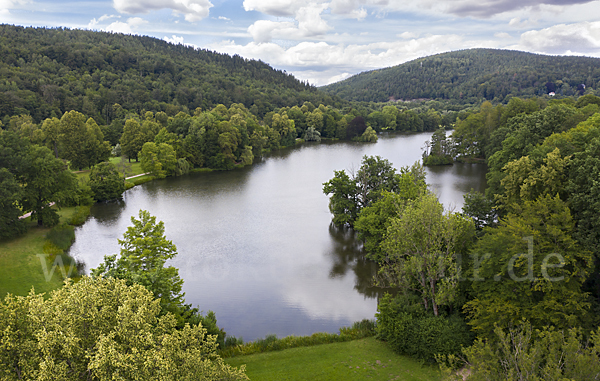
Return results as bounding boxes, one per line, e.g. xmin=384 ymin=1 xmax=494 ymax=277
xmin=89 ymin=162 xmax=125 ymax=202
xmin=0 ymin=25 xmax=338 ymax=123
xmin=443 ymin=323 xmax=600 ymax=381
xmin=0 ymin=168 xmax=26 ymax=239
xmin=462 ymin=190 xmax=497 ymax=231
xmin=323 ymin=49 xmax=600 ymax=103
xmin=376 ymin=294 xmax=474 ymax=361
xmin=45 ymin=224 xmax=75 ymax=251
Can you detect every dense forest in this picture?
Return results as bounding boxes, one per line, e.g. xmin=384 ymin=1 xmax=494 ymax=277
xmin=324 ymin=95 xmax=600 ymax=379
xmin=3 ymin=24 xmax=600 ymax=380
xmin=322 ymin=49 xmax=600 ymax=103
xmin=0 ymin=24 xmax=342 ymax=123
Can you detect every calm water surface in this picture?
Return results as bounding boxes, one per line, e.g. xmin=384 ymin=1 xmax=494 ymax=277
xmin=69 ymin=132 xmax=486 ymax=341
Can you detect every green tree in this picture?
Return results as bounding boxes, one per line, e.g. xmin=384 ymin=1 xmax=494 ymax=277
xmin=0 ymin=168 xmax=27 ymax=239
xmin=0 ymin=277 xmax=248 ymax=380
xmin=41 ymin=117 xmax=61 ymax=158
xmin=89 ymin=162 xmax=125 ymax=202
xmin=20 ymin=145 xmax=77 ymax=226
xmin=120 ymin=119 xmax=145 ymax=162
xmin=59 ymin=110 xmax=89 ymax=170
xmin=464 ymin=195 xmax=593 ymax=339
xmin=92 ymin=210 xmax=185 ymax=317
xmin=378 ymin=194 xmax=475 ymax=316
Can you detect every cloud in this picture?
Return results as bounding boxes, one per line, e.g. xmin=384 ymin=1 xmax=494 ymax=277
xmin=163 ymin=34 xmax=185 ymax=44
xmin=0 ymin=0 xmax=28 ymax=20
xmin=207 ymin=34 xmax=482 ymax=85
xmin=88 ymin=14 xmax=119 ymax=29
xmin=516 ymin=21 xmax=600 ymax=54
xmin=113 ymin=0 xmax=213 ymax=22
xmin=247 ymin=3 xmax=331 ymax=42
xmin=104 ymin=17 xmax=148 ymax=34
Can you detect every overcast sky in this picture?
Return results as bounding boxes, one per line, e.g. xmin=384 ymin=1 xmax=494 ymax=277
xmin=2 ymin=0 xmax=600 ymax=86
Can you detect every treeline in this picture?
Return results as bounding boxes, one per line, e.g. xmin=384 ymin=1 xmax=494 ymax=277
xmin=324 ymin=96 xmax=600 ymax=378
xmin=0 ymin=99 xmax=449 ymax=238
xmin=322 ymin=48 xmax=600 ymax=104
xmin=0 ymin=25 xmax=341 ymax=123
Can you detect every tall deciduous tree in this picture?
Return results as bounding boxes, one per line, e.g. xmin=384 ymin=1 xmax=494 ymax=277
xmin=92 ymin=210 xmax=185 ymax=316
xmin=464 ymin=195 xmax=593 ymax=339
xmin=20 ymin=145 xmax=77 ymax=226
xmin=89 ymin=162 xmax=125 ymax=202
xmin=378 ymin=194 xmax=475 ymax=316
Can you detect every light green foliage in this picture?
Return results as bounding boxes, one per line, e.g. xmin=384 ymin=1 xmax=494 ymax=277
xmin=58 ymin=110 xmax=88 ymax=170
xmin=442 ymin=323 xmax=600 ymax=381
xmin=270 ymin=112 xmax=296 ymax=146
xmin=354 ymin=162 xmax=428 ymax=261
xmin=499 ymin=148 xmax=570 ymax=210
xmin=92 ymin=210 xmax=185 ymax=317
xmin=240 ymin=146 xmax=253 ymax=166
xmin=379 ymin=194 xmax=475 ymax=316
xmin=358 ymin=126 xmax=377 ymax=142
xmin=89 ymin=162 xmax=125 ymax=202
xmin=41 ymin=117 xmax=61 ymax=158
xmin=140 ymin=142 xmax=177 ymax=178
xmin=0 ymin=277 xmax=248 ymax=380
xmin=119 ymin=119 xmax=145 ymax=162
xmin=464 ymin=195 xmax=593 ymax=338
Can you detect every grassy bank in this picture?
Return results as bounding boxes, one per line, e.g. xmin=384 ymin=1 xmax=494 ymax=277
xmin=225 ymin=337 xmax=441 ymax=381
xmin=0 ymin=207 xmax=88 ymax=298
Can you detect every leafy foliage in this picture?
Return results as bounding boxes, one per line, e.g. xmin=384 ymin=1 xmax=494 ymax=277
xmin=0 ymin=277 xmax=248 ymax=380
xmin=88 ymin=161 xmax=125 ymax=202
xmin=376 ymin=294 xmax=474 ymax=361
xmin=323 ymin=49 xmax=600 ymax=103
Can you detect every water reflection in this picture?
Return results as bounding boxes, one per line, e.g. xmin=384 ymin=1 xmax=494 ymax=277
xmin=69 ymin=131 xmax=487 ymax=341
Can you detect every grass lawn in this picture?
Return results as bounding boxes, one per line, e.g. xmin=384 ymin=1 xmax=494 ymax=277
xmin=0 ymin=207 xmax=83 ymax=298
xmin=0 ymin=226 xmax=64 ymax=298
xmin=225 ymin=337 xmax=441 ymax=381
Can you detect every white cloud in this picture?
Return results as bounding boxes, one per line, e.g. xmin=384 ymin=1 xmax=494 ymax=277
xmin=494 ymin=32 xmax=513 ymax=39
xmin=163 ymin=34 xmax=185 ymax=44
xmin=218 ymin=16 xmax=230 ymax=21
xmin=88 ymin=14 xmax=119 ymax=29
xmin=243 ymin=0 xmax=300 ymax=17
xmin=397 ymin=31 xmax=418 ymax=39
xmin=104 ymin=17 xmax=148 ymax=34
xmin=0 ymin=0 xmax=28 ymax=20
xmin=247 ymin=3 xmax=331 ymax=42
xmin=516 ymin=21 xmax=600 ymax=54
xmin=207 ymin=34 xmax=484 ymax=85
xmin=113 ymin=0 xmax=213 ymax=22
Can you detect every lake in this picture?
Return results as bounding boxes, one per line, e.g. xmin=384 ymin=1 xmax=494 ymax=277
xmin=69 ymin=131 xmax=487 ymax=341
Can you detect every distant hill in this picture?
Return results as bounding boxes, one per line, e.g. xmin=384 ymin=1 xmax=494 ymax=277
xmin=321 ymin=49 xmax=600 ymax=103
xmin=0 ymin=25 xmax=339 ymax=123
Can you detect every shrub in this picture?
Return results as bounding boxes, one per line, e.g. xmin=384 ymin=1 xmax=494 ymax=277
xmin=376 ymin=293 xmax=474 ymax=361
xmin=45 ymin=224 xmax=75 ymax=251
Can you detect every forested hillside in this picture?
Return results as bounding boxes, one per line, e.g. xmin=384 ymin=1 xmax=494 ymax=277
xmin=0 ymin=25 xmax=340 ymax=123
xmin=322 ymin=49 xmax=600 ymax=103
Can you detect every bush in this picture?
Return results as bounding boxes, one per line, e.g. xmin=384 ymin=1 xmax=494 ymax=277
xmin=219 ymin=319 xmax=376 ymax=358
xmin=68 ymin=205 xmax=91 ymax=226
xmin=45 ymin=224 xmax=75 ymax=251
xmin=376 ymin=293 xmax=474 ymax=361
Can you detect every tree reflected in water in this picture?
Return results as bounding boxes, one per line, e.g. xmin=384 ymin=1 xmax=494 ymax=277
xmin=327 ymin=223 xmax=391 ymax=299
